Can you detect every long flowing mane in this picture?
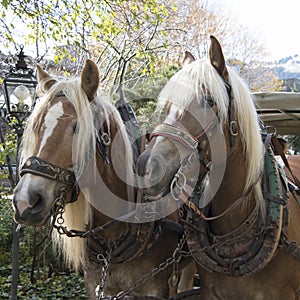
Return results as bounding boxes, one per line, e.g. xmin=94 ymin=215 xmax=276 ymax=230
xmin=20 ymin=76 xmax=134 ymax=270
xmin=158 ymin=59 xmax=264 ymax=203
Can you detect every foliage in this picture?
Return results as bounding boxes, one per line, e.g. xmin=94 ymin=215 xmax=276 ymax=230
xmin=228 ymin=58 xmax=284 ymax=92
xmin=0 ymin=0 xmax=175 ymax=88
xmin=116 ymin=63 xmax=179 ymax=136
xmin=0 ymin=196 xmax=13 ymax=253
xmin=0 ymin=193 xmax=88 ymax=299
xmin=0 ymin=0 xmax=282 ymax=93
xmin=0 ymin=120 xmax=17 ymax=188
xmin=0 ymin=254 xmax=87 ymax=299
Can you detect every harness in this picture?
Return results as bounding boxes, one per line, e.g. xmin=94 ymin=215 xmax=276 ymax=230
xmin=150 ymin=81 xmax=300 ymax=277
xmin=19 ymin=91 xmax=189 ymax=299
xmin=185 ymin=137 xmax=288 ymax=276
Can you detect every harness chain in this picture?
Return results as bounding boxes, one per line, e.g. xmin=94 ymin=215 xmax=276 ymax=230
xmin=159 ymin=103 xmax=300 ymax=275
xmin=19 ymin=93 xmax=195 ymax=297
xmin=114 ymin=233 xmax=188 ymax=300
xmin=38 ymin=136 xmax=188 ymax=298
xmin=51 ymin=192 xmax=187 ymax=298
xmin=95 ymin=253 xmax=110 ymax=300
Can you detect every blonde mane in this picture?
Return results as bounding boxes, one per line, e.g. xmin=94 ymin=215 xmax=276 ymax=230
xmin=20 ymin=76 xmax=134 ymax=271
xmin=158 ymin=59 xmax=264 ymax=208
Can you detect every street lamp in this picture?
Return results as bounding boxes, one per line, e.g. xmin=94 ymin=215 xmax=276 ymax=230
xmin=3 ymin=45 xmax=37 ymax=123
xmin=1 ymin=45 xmax=37 ymax=300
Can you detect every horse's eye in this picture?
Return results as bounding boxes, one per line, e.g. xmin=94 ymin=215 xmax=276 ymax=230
xmin=199 ymin=95 xmax=215 ymax=108
xmin=205 ymin=96 xmax=215 ymax=107
xmin=72 ymin=122 xmax=78 ymax=133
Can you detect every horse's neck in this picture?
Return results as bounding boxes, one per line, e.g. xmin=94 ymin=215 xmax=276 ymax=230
xmin=209 ymin=140 xmax=256 ymax=235
xmin=92 ymin=117 xmax=134 ymax=236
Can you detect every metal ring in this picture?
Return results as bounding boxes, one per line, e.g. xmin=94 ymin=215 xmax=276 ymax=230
xmin=175 ymin=171 xmax=187 ymax=190
xmin=265 ymin=125 xmax=277 ymax=136
xmin=170 ymin=175 xmax=181 ymax=201
xmin=229 ymin=120 xmax=239 ymax=136
xmin=57 ymin=216 xmax=64 ymax=225
xmin=97 ymin=254 xmax=108 ymax=266
xmin=188 ymin=151 xmax=197 ymax=165
xmin=101 ymin=132 xmax=111 ymax=146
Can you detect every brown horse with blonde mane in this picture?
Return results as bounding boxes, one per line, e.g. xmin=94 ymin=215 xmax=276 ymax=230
xmin=12 ymin=60 xmax=193 ymax=299
xmin=136 ymin=36 xmax=300 ymax=299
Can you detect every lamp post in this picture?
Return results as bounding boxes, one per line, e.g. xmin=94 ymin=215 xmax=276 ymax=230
xmin=3 ymin=45 xmax=37 ymax=124
xmin=1 ymin=45 xmax=37 ymax=300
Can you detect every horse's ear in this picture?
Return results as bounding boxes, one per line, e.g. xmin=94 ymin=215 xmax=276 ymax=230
xmin=36 ymin=64 xmax=57 ymax=90
xmin=209 ymin=35 xmax=228 ymax=82
xmin=182 ymin=51 xmax=195 ymax=67
xmin=81 ymin=59 xmax=100 ymax=101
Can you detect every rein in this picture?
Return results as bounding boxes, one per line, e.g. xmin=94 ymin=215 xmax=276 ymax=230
xmin=177 ymin=132 xmax=274 ymax=223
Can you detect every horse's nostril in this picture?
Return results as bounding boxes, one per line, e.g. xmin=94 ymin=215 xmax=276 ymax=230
xmin=148 ymin=155 xmax=166 ymax=183
xmin=30 ymin=191 xmax=45 ymax=213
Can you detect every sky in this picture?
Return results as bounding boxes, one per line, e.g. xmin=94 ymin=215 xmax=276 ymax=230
xmin=218 ymin=0 xmax=300 ymax=61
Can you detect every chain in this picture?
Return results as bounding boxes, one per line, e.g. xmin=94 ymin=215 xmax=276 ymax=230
xmin=32 ymin=188 xmax=68 ymax=249
xmin=95 ymin=253 xmax=111 ymax=300
xmin=51 ymin=187 xmax=67 ymax=230
xmin=112 ymin=233 xmax=187 ymax=299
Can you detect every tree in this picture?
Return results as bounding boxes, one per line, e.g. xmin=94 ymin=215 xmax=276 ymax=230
xmin=161 ymin=0 xmax=282 ymax=92
xmin=1 ymin=0 xmax=283 ymax=94
xmin=0 ymin=0 xmax=175 ymax=87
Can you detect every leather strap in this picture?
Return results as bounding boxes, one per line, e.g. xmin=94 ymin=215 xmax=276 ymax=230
xmin=271 ymin=136 xmax=300 ymax=189
xmin=151 ymin=123 xmax=198 ymax=150
xmin=20 ymin=156 xmax=76 ymax=186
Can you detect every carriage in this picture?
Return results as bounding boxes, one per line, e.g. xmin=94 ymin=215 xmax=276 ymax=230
xmin=12 ymin=37 xmax=300 ymax=299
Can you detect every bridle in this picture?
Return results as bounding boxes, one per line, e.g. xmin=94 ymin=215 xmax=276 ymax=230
xmin=149 ymin=81 xmax=243 ymax=221
xmin=150 ymin=80 xmax=238 ymax=166
xmin=19 ymin=155 xmax=80 ymax=203
xmin=18 ymin=95 xmax=112 ymax=206
xmin=151 ymin=120 xmax=216 ymax=151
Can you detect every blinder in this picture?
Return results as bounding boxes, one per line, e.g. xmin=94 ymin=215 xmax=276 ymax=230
xmin=90 ymin=101 xmax=111 ymax=164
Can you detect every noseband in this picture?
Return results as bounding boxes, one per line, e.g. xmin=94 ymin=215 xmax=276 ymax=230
xmin=150 ymin=118 xmax=218 ymax=171
xmin=150 ymin=122 xmax=212 ymax=151
xmin=19 ymin=156 xmax=80 ymax=203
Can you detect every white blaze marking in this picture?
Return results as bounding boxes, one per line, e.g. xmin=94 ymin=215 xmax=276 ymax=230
xmin=38 ymin=102 xmax=64 ymax=155
xmin=164 ymin=105 xmax=177 ymax=125
xmin=15 ymin=175 xmax=34 ymax=215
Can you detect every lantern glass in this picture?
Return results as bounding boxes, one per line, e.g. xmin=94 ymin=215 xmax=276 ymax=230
xmin=4 ymin=75 xmax=37 ymax=114
xmin=2 ymin=47 xmax=37 ymax=116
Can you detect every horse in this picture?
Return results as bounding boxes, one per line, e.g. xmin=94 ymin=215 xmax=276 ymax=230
xmin=136 ymin=36 xmax=300 ymax=299
xmin=12 ymin=60 xmax=192 ymax=299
